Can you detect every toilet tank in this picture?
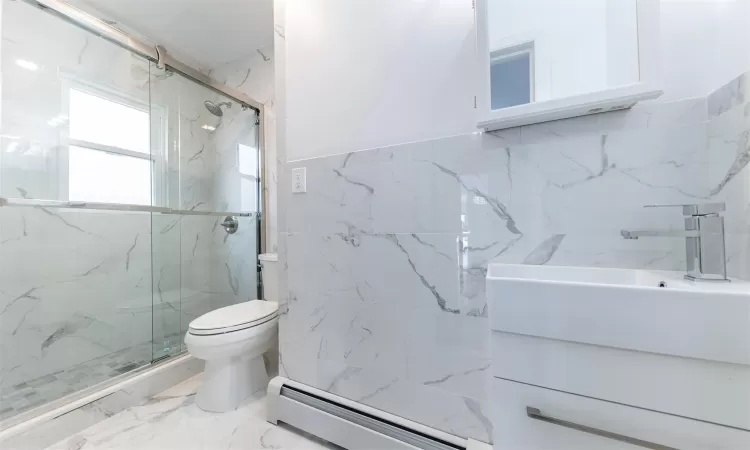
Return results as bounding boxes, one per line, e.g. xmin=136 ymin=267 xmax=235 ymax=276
xmin=258 ymin=253 xmax=279 ymax=301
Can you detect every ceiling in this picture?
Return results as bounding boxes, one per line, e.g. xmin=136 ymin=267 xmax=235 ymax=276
xmin=69 ymin=0 xmax=274 ymax=69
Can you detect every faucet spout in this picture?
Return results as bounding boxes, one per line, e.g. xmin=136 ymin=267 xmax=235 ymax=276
xmin=620 ymin=202 xmax=728 ymax=282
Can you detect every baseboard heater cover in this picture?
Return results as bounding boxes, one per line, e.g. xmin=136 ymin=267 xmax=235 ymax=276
xmin=267 ymin=377 xmax=490 ymax=450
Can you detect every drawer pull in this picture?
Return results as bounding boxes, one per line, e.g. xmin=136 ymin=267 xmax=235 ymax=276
xmin=526 ymin=407 xmax=680 ymax=450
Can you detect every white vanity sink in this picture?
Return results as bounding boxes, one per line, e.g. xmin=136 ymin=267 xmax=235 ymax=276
xmin=487 ymin=264 xmax=750 ymax=365
xmin=487 ymin=264 xmax=750 ymax=449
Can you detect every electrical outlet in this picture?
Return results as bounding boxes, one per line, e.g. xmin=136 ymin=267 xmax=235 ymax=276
xmin=292 ymin=167 xmax=307 ymax=193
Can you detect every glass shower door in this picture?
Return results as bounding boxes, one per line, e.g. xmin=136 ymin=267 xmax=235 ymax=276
xmin=0 ymin=0 xmax=155 ymax=424
xmin=149 ymin=65 xmax=261 ymax=361
xmin=0 ymin=0 xmax=262 ymax=427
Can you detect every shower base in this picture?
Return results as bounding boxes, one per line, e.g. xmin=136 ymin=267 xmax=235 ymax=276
xmin=0 ymin=344 xmax=152 ymax=423
xmin=0 ymin=343 xmax=178 ymax=423
xmin=0 ymin=353 xmax=201 ymax=449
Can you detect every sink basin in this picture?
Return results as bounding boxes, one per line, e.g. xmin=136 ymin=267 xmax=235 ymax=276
xmin=487 ymin=264 xmax=750 ymax=365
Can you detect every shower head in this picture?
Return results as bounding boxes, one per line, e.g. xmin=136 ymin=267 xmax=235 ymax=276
xmin=204 ymin=101 xmax=232 ymax=117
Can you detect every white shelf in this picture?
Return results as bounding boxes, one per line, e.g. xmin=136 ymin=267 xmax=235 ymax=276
xmin=478 ymin=84 xmax=663 ymax=132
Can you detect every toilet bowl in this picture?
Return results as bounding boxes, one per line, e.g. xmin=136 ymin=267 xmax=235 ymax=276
xmin=185 ymin=300 xmax=278 ymax=412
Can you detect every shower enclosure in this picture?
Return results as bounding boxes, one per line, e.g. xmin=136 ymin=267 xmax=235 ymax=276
xmin=0 ymin=0 xmax=263 ymax=426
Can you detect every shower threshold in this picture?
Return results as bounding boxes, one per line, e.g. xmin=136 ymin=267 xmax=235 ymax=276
xmin=0 ymin=351 xmax=199 ymax=443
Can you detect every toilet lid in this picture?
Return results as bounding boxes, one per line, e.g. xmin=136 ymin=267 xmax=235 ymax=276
xmin=188 ymin=300 xmax=278 ymax=335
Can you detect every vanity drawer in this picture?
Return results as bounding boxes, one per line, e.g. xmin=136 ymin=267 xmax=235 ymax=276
xmin=491 ymin=332 xmax=750 ymax=430
xmin=491 ymin=377 xmax=750 ymax=450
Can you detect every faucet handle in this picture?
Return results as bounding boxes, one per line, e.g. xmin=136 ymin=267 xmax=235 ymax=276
xmin=643 ymin=202 xmax=725 ymax=216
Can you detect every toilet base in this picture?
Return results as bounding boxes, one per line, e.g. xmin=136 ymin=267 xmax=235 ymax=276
xmin=196 ymin=354 xmax=269 ymax=412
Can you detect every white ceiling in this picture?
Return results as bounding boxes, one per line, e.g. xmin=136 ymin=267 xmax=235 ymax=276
xmin=70 ymin=0 xmax=273 ymax=69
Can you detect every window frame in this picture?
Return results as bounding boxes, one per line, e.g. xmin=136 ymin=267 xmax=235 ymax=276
xmin=489 ymin=40 xmax=536 ymax=109
xmin=58 ymin=74 xmax=166 ymax=207
xmin=238 ymin=142 xmax=261 ymax=213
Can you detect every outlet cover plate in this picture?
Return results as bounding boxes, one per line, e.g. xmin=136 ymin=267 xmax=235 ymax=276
xmin=292 ymin=167 xmax=307 ymax=193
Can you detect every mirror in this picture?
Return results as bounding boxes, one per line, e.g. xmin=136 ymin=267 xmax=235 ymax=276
xmin=486 ymin=0 xmax=642 ymax=111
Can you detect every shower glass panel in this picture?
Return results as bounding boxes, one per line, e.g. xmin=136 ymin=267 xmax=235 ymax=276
xmin=0 ymin=0 xmax=155 ymax=423
xmin=0 ymin=0 xmax=262 ymax=426
xmin=149 ymin=65 xmax=261 ymax=361
xmin=152 ymin=208 xmax=261 ymax=361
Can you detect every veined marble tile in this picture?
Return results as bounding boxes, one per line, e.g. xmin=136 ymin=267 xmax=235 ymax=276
xmin=520 ymin=124 xmax=730 ymax=233
xmin=284 ymin=153 xmax=378 ymax=235
xmin=518 ymin=97 xmax=709 ymax=146
xmin=708 ymin=93 xmax=750 ymax=140
xmin=286 ymin=230 xmax=462 ymax=314
xmin=286 ymin=120 xmax=747 ymax=239
xmin=276 ymin=233 xmax=290 ymax=305
xmin=280 ymin=87 xmax=750 ymax=447
xmin=708 ymin=71 xmax=749 ymax=118
xmin=407 ymin=341 xmax=491 ymax=402
xmin=209 ymin=45 xmax=278 ymax=254
xmin=315 ymin=361 xmax=493 ymax=443
xmin=44 ymin=374 xmax=337 ymax=450
xmin=405 ymin=308 xmax=492 ymax=405
xmin=727 ymin=233 xmax=750 ymax=281
xmin=705 ymin=112 xmax=750 ymax=235
xmin=277 ymin=341 xmax=492 ymax=443
xmin=280 ymin=291 xmax=409 ymax=378
xmin=0 ymin=208 xmax=154 ymax=396
xmin=407 ymin=308 xmax=491 ymax=358
xmin=209 ymin=46 xmax=275 ymax=107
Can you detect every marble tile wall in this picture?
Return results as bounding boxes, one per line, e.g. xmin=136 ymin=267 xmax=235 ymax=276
xmin=209 ymin=45 xmax=278 ymax=254
xmin=0 ymin=208 xmax=154 ymax=399
xmin=279 ymin=77 xmax=750 ymax=443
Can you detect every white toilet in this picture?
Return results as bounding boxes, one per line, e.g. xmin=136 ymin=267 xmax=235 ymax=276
xmin=185 ymin=254 xmax=279 ymax=413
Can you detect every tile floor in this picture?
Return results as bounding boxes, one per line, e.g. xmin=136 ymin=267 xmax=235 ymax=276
xmin=44 ymin=374 xmax=340 ymax=450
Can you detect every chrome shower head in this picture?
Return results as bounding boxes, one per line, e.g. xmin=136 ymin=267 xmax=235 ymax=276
xmin=204 ymin=101 xmax=232 ymax=117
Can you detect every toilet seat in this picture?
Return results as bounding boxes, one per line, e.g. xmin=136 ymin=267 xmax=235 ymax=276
xmin=188 ymin=300 xmax=278 ymax=336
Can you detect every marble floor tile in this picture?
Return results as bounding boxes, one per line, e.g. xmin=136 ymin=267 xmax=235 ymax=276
xmin=45 ymin=374 xmax=340 ymax=450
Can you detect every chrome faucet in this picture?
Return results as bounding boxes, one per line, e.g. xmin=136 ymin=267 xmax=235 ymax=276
xmin=621 ymin=203 xmax=728 ymax=282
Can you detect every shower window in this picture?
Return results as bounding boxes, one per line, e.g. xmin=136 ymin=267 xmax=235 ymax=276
xmin=69 ymin=88 xmax=150 ymax=153
xmin=60 ymin=82 xmax=165 ymax=206
xmin=68 ymin=146 xmax=152 ymax=205
xmin=239 ymin=143 xmax=260 ymax=212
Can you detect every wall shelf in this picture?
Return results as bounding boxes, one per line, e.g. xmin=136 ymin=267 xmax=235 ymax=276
xmin=478 ymin=84 xmax=663 ymax=132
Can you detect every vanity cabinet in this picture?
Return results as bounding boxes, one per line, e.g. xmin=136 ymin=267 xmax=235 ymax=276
xmin=486 ymin=264 xmax=750 ymax=449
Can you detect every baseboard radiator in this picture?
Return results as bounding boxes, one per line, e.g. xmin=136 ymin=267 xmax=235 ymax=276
xmin=266 ymin=377 xmax=489 ymax=450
